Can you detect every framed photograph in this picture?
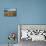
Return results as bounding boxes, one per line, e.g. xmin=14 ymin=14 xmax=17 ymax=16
xmin=4 ymin=8 xmax=16 ymax=16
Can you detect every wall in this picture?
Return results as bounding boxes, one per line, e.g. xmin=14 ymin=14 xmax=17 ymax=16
xmin=0 ymin=0 xmax=46 ymax=44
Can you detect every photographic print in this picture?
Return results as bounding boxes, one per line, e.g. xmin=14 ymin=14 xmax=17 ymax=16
xmin=4 ymin=8 xmax=16 ymax=16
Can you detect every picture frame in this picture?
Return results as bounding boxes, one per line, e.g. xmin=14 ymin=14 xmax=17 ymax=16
xmin=4 ymin=8 xmax=16 ymax=16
